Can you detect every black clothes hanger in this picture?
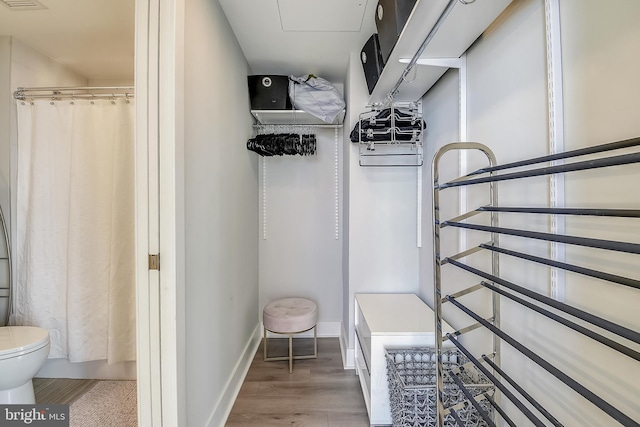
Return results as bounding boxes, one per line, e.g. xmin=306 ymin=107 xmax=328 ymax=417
xmin=350 ymin=106 xmax=426 ymax=143
xmin=247 ymin=132 xmax=316 ymax=157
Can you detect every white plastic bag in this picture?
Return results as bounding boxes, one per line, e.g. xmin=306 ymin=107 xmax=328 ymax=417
xmin=288 ymin=75 xmax=345 ymax=124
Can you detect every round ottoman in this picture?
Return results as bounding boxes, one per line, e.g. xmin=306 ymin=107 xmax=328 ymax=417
xmin=263 ymin=297 xmax=318 ymax=373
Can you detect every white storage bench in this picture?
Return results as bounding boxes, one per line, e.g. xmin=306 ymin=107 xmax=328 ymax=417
xmin=354 ymin=293 xmax=454 ymax=426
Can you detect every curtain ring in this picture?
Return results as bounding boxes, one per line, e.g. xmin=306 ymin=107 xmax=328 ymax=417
xmin=459 ymin=0 xmax=476 ymax=4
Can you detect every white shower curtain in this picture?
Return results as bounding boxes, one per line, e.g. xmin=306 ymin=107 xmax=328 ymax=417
xmin=12 ymin=98 xmax=136 ymax=364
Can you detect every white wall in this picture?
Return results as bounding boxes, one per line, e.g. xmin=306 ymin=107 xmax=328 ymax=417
xmin=418 ymin=67 xmax=461 ymax=310
xmin=342 ymin=51 xmax=420 ymax=356
xmin=87 ymin=78 xmax=134 ymax=87
xmin=0 ymin=37 xmax=10 ymax=325
xmin=8 ymin=38 xmax=88 ymax=252
xmin=419 ymin=0 xmax=640 ymax=425
xmin=9 ymin=39 xmax=87 ymax=88
xmin=183 ymin=0 xmax=259 ymax=425
xmin=258 ymin=126 xmax=343 ymax=336
xmin=547 ymin=1 xmax=640 ymax=424
xmin=7 ymin=39 xmax=87 ymax=260
xmin=341 ymin=55 xmax=354 ymax=363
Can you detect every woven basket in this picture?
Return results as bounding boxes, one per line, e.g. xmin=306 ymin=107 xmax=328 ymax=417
xmin=385 ymin=348 xmax=494 ymax=427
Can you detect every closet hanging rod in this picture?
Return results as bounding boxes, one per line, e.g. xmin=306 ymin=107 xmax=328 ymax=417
xmin=252 ymin=124 xmax=341 ymax=129
xmin=446 ymin=297 xmax=640 ymax=427
xmin=465 ymin=136 xmax=640 ymax=177
xmin=14 ymin=86 xmax=134 ymax=100
xmin=385 ymin=0 xmax=459 ymax=103
xmin=440 ymin=151 xmax=640 ymax=189
xmin=16 ymin=93 xmax=134 ymax=101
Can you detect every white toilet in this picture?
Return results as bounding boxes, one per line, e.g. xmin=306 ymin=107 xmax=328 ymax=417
xmin=0 ymin=326 xmax=50 ymax=404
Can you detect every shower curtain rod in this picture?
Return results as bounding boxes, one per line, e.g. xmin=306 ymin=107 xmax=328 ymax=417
xmin=13 ymin=86 xmax=134 ymax=101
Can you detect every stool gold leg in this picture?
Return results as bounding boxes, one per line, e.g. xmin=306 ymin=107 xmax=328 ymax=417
xmin=263 ymin=326 xmax=267 ymax=361
xmin=263 ymin=326 xmax=316 ymax=371
xmin=289 ymin=334 xmax=293 ymax=373
xmin=313 ymin=325 xmax=318 ymax=358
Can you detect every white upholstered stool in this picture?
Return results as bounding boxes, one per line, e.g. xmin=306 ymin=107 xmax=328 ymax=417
xmin=263 ymin=297 xmax=318 ymax=373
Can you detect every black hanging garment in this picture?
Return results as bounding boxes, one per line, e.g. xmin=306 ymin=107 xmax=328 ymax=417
xmin=247 ymin=133 xmax=317 ymax=157
xmin=350 ymin=107 xmax=426 ymax=143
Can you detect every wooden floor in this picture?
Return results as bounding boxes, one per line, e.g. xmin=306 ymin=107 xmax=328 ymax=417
xmin=33 ymin=378 xmax=99 ymax=405
xmin=226 ymin=337 xmax=370 ymax=426
xmin=32 ymin=338 xmax=369 ymax=426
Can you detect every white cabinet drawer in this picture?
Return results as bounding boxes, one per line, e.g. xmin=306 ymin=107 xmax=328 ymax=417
xmin=354 ymin=330 xmax=372 ymax=416
xmin=355 ymin=303 xmax=372 ymax=372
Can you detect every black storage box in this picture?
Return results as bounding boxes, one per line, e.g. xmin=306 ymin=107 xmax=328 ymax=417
xmin=361 ymin=34 xmax=386 ymax=94
xmin=248 ymin=75 xmax=292 ymax=110
xmin=375 ymin=0 xmax=417 ymax=63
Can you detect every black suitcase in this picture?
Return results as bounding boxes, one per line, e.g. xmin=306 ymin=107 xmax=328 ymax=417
xmin=375 ymin=0 xmax=417 ymax=63
xmin=360 ymin=34 xmax=386 ymax=94
xmin=247 ymin=75 xmax=292 ymax=110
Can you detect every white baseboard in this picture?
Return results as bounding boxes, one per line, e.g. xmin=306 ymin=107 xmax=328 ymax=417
xmin=36 ymin=359 xmax=137 ymax=380
xmin=340 ymin=323 xmax=355 ymax=369
xmin=206 ymin=323 xmax=261 ymax=427
xmin=262 ymin=321 xmax=341 ymax=338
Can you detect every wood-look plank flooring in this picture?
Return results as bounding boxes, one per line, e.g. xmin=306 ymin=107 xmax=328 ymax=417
xmin=33 ymin=378 xmax=99 ymax=405
xmin=226 ymin=337 xmax=370 ymax=427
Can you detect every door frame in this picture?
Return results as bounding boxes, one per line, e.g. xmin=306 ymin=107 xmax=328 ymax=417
xmin=135 ymin=0 xmax=184 ymax=425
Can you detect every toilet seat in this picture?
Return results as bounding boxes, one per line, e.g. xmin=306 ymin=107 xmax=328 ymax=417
xmin=0 ymin=327 xmax=50 ymax=360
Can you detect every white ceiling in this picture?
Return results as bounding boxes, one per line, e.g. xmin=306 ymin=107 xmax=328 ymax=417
xmin=0 ymin=0 xmax=376 ymax=85
xmin=219 ymin=0 xmax=378 ymax=84
xmin=0 ymin=0 xmax=134 ymax=81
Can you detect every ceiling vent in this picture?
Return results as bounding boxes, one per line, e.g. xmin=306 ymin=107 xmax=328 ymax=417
xmin=278 ymin=0 xmax=368 ymax=32
xmin=0 ymin=0 xmax=47 ymax=11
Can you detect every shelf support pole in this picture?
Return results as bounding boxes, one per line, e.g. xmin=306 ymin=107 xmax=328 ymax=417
xmin=545 ymin=0 xmax=566 ymax=302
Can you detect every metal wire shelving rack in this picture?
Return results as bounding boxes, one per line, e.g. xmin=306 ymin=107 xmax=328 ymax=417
xmin=431 ymin=137 xmax=640 ymax=426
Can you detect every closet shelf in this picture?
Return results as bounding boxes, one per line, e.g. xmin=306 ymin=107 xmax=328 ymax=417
xmin=251 ymin=109 xmax=345 ymax=127
xmin=369 ymin=0 xmax=512 ymax=103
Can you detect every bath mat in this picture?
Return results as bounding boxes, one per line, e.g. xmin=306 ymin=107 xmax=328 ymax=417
xmin=69 ymin=380 xmax=137 ymax=427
